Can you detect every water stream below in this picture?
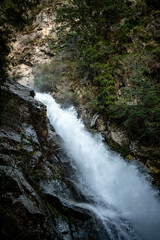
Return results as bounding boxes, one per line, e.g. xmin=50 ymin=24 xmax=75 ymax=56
xmin=35 ymin=93 xmax=160 ymax=240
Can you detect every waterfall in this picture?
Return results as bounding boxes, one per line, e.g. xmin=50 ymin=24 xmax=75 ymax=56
xmin=35 ymin=93 xmax=160 ymax=240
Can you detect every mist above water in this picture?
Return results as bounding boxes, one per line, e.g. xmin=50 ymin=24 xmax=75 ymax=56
xmin=35 ymin=93 xmax=160 ymax=240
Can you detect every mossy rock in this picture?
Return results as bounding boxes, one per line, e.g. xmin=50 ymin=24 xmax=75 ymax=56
xmin=126 ymin=154 xmax=133 ymax=161
xmin=108 ymin=140 xmax=131 ymax=158
xmin=146 ymin=160 xmax=160 ymax=175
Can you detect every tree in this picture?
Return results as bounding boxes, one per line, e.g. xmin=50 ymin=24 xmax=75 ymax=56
xmin=55 ymin=0 xmax=128 ymax=110
xmin=56 ymin=0 xmax=128 ymax=42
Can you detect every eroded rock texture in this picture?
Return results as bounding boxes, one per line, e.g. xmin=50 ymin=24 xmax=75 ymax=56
xmin=8 ymin=7 xmax=57 ymax=88
xmin=0 ymin=79 xmax=108 ymax=240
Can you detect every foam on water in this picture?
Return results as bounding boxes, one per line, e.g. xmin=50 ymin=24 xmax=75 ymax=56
xmin=35 ymin=93 xmax=160 ymax=240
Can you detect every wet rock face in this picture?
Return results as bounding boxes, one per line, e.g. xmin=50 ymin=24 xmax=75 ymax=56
xmin=0 ymin=79 xmax=108 ymax=240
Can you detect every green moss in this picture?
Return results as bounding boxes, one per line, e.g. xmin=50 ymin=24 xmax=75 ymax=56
xmin=48 ymin=164 xmax=57 ymax=180
xmin=126 ymin=154 xmax=133 ymax=161
xmin=40 ymin=110 xmax=46 ymax=116
xmin=146 ymin=160 xmax=160 ymax=175
xmin=46 ymin=201 xmax=51 ymax=210
xmin=108 ymin=140 xmax=130 ymax=158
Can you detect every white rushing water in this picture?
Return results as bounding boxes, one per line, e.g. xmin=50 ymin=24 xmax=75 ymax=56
xmin=35 ymin=93 xmax=160 ymax=240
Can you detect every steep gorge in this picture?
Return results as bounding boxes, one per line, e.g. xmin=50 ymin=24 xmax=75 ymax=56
xmin=8 ymin=2 xmax=160 ymax=188
xmin=0 ymin=79 xmax=108 ymax=240
xmin=1 ymin=1 xmax=160 ymax=239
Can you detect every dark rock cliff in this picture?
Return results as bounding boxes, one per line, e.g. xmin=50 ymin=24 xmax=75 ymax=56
xmin=0 ymin=79 xmax=108 ymax=240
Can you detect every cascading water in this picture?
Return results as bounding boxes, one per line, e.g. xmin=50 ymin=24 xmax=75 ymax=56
xmin=35 ymin=93 xmax=160 ymax=240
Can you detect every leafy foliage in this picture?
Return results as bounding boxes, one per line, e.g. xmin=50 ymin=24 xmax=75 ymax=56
xmin=56 ymin=0 xmax=126 ymax=112
xmin=115 ymin=75 xmax=160 ymax=143
xmin=55 ymin=0 xmax=160 ymax=145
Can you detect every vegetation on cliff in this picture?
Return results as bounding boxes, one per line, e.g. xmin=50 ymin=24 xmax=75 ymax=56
xmin=53 ymin=0 xmax=160 ymax=146
xmin=0 ymin=1 xmax=160 ymax=237
xmin=1 ymin=0 xmax=159 ymax=147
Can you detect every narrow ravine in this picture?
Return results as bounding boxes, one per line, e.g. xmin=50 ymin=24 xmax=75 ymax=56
xmin=35 ymin=93 xmax=160 ymax=240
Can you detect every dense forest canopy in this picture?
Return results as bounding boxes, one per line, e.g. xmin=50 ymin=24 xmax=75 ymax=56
xmin=55 ymin=0 xmax=160 ymax=144
xmin=0 ymin=0 xmax=160 ymax=145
